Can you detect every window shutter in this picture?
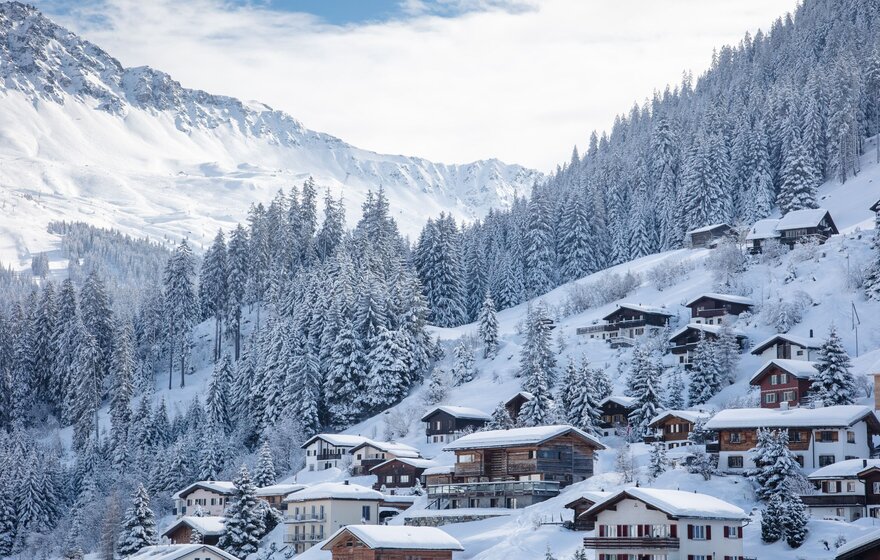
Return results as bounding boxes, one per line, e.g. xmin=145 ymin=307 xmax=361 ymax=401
xmin=638 ymin=524 xmax=644 ymax=537
xmin=687 ymin=524 xmax=693 ymax=539
xmin=688 ymin=556 xmax=694 ymax=560
xmin=670 ymin=524 xmax=677 ymax=538
xmin=837 ymin=481 xmax=842 ymax=493
xmin=599 ymin=525 xmax=605 ymax=537
xmin=706 ymin=525 xmax=711 ymax=539
xmin=737 ymin=526 xmax=743 ymax=538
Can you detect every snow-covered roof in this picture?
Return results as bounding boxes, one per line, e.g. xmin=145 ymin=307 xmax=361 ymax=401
xmin=505 ymin=391 xmax=534 ymax=405
xmin=668 ymin=323 xmax=747 ymax=342
xmin=746 ymin=218 xmax=781 ymax=240
xmin=370 ymin=458 xmax=439 ymax=472
xmin=599 ymin=395 xmax=637 ymax=408
xmin=161 ymin=516 xmax=225 ymax=538
xmin=584 ymin=488 xmax=747 ymax=521
xmin=750 ymin=333 xmax=821 ymax=355
xmin=321 ymin=525 xmax=464 ymax=551
xmin=808 ymin=459 xmax=880 ymax=480
xmin=704 ymin=405 xmax=878 ymax=430
xmin=776 ymin=208 xmax=832 ymax=230
xmin=835 ymin=527 xmax=880 ymax=559
xmin=351 ymin=440 xmax=422 ymax=458
xmin=284 ymin=481 xmax=384 ymax=502
xmin=603 ymin=303 xmax=672 ymax=319
xmin=648 ymin=409 xmax=712 ymax=428
xmin=171 ymin=481 xmax=236 ymax=500
xmin=420 ymin=405 xmax=492 ymax=422
xmin=564 ymin=490 xmax=613 ymax=509
xmin=443 ymin=425 xmax=606 ymax=451
xmin=685 ymin=292 xmax=755 ymax=307
xmin=126 ymin=545 xmax=238 ymax=560
xmin=301 ymin=433 xmax=372 ymax=449
xmin=254 ymin=483 xmax=306 ymax=497
xmin=748 ymin=359 xmax=819 ymax=384
xmin=423 ymin=465 xmax=455 ymax=476
xmin=686 ymin=223 xmax=730 ymax=235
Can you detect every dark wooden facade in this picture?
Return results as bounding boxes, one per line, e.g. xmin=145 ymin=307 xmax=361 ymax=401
xmin=564 ymin=494 xmax=608 ymax=531
xmin=370 ymin=459 xmax=430 ymax=491
xmin=422 ymin=409 xmax=488 ymax=439
xmin=686 ymin=295 xmax=753 ymax=321
xmin=777 ymin=210 xmax=839 ymax=247
xmin=163 ymin=523 xmax=221 ymax=546
xmin=323 ymin=529 xmax=459 ymax=560
xmin=750 ymin=362 xmax=813 ymax=408
xmin=688 ymin=224 xmax=732 ymax=248
xmin=648 ymin=413 xmax=705 ymax=444
xmin=598 ymin=399 xmax=635 ymax=431
xmin=505 ymin=392 xmax=532 ymax=424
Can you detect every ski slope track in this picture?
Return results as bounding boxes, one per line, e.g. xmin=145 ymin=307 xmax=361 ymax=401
xmin=0 ymin=1 xmax=541 ymax=267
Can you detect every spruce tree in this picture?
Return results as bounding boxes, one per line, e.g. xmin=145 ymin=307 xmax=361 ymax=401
xmin=226 ymin=224 xmax=249 ymax=360
xmin=200 ymin=230 xmax=229 ymax=361
xmin=254 ymin=440 xmax=277 ymax=488
xmin=810 ymin=325 xmax=856 ymax=406
xmin=777 ymin=134 xmax=818 ymax=213
xmin=783 ymin=494 xmax=809 ymax=548
xmin=665 ymin=367 xmax=687 ymax=409
xmin=627 ymin=345 xmax=663 ymax=437
xmin=761 ymin=493 xmax=784 ymax=543
xmin=477 ymin=291 xmax=500 ymax=358
xmin=72 ymin=328 xmax=101 ymax=451
xmin=649 ymin=443 xmax=668 ymax=478
xmin=218 ymin=466 xmax=265 ymax=557
xmin=163 ymin=239 xmax=198 ymax=388
xmin=117 ymin=484 xmax=158 ymax=556
xmin=518 ymin=305 xmax=557 ymax=387
xmin=749 ymin=429 xmax=803 ymax=501
xmin=451 ymin=341 xmax=476 ymax=386
xmin=325 ymin=317 xmax=366 ymax=429
xmin=488 ymin=401 xmax=515 ymax=430
xmin=206 ymin=355 xmax=233 ymax=434
xmin=688 ymin=332 xmax=721 ymax=405
xmin=518 ymin=365 xmax=555 ymax=427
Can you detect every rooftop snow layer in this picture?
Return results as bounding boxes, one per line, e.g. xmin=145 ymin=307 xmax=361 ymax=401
xmin=423 ymin=465 xmax=455 ymax=475
xmin=254 ymin=483 xmax=306 ymax=497
xmin=746 ymin=218 xmax=782 ymax=240
xmin=420 ymin=405 xmax=492 ymax=421
xmin=126 ymin=545 xmax=238 ymax=560
xmin=686 ymin=223 xmax=730 ymax=235
xmin=585 ymin=487 xmax=747 ymax=521
xmin=704 ymin=405 xmax=876 ymax=430
xmin=748 ymin=359 xmax=819 ymax=383
xmin=599 ymin=395 xmax=637 ymax=408
xmin=171 ymin=481 xmax=236 ymax=499
xmin=443 ymin=425 xmax=605 ymax=451
xmin=352 ymin=440 xmax=422 ymax=458
xmin=834 ymin=527 xmax=880 ymax=558
xmin=669 ymin=323 xmax=747 ymax=341
xmin=162 ymin=516 xmax=225 ymax=537
xmin=606 ymin=303 xmax=673 ymax=317
xmin=750 ymin=333 xmax=821 ymax=354
xmin=371 ymin=457 xmax=440 ymax=471
xmin=284 ymin=482 xmax=384 ymax=502
xmin=302 ymin=433 xmax=373 ymax=449
xmin=685 ymin=292 xmax=755 ymax=307
xmin=322 ymin=524 xmax=464 ymax=550
xmin=648 ymin=409 xmax=713 ymax=427
xmin=808 ymin=458 xmax=880 ymax=480
xmin=776 ymin=208 xmax=831 ymax=230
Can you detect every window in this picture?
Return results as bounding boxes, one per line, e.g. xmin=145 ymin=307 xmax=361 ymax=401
xmin=690 ymin=524 xmax=707 ymax=540
xmin=764 ymin=393 xmax=777 ymax=404
xmin=458 ymin=454 xmax=476 ymax=463
xmin=729 ymin=432 xmax=741 ymax=443
xmin=469 ymin=498 xmax=478 ymax=508
xmin=724 ymin=525 xmax=742 ymax=538
xmin=794 ymin=455 xmax=804 ymax=467
xmin=819 ymin=455 xmax=836 ymax=467
xmin=537 ymin=450 xmax=562 ymax=460
xmin=872 ymin=482 xmax=880 ymax=495
xmin=848 ymin=431 xmax=856 ymax=443
xmin=817 ymin=431 xmax=836 ymax=442
xmin=727 ymin=456 xmax=744 ymax=469
xmin=361 ymin=505 xmax=371 ymax=521
xmin=770 ymin=374 xmax=778 ymax=385
xmin=400 ymin=475 xmax=410 ymax=483
xmin=789 ymin=430 xmax=802 ymax=442
xmin=847 ymin=482 xmax=857 ymax=492
xmin=796 ymin=350 xmax=804 ymax=356
xmin=386 ymin=475 xmax=394 ymax=483
xmin=782 ymin=390 xmax=796 ymax=402
xmin=528 ymin=450 xmax=537 ymax=459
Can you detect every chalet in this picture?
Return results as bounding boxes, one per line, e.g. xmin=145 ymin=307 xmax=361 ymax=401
xmin=349 ymin=440 xmax=421 ymax=475
xmin=598 ymin=396 xmax=637 ymax=437
xmin=428 ymin=425 xmax=606 ymax=510
xmin=370 ymin=458 xmax=439 ymax=491
xmin=254 ymin=483 xmax=305 ymax=510
xmin=668 ymin=323 xmax=748 ymax=368
xmin=126 ymin=545 xmax=238 ymax=560
xmin=748 ymin=359 xmax=819 ymax=408
xmin=872 ymin=199 xmax=880 ymax=230
xmin=172 ymin=481 xmax=235 ymax=517
xmin=775 ymin=208 xmax=839 ymax=247
xmin=421 ymin=406 xmax=492 ymax=444
xmin=703 ymin=405 xmax=880 ymax=473
xmin=283 ymin=481 xmax=383 ymax=554
xmin=423 ymin=465 xmax=455 ymax=487
xmin=746 ymin=218 xmax=782 ymax=254
xmin=161 ymin=516 xmax=225 ymax=546
xmin=686 ymin=223 xmax=733 ymax=248
xmin=803 ymin=459 xmax=880 ymax=522
xmin=576 ymin=303 xmax=673 ymax=348
xmin=581 ymin=488 xmax=747 ymax=560
xmin=563 ymin=491 xmax=611 ymax=531
xmin=750 ymin=332 xmax=820 ymax=362
xmin=647 ymin=410 xmax=712 ymax=448
xmin=836 ymin=527 xmax=880 ymax=559
xmin=685 ymin=293 xmax=754 ymax=325
xmin=321 ymin=525 xmax=463 ymax=560
xmin=504 ymin=391 xmax=533 ymax=424
xmin=302 ymin=434 xmax=372 ymax=472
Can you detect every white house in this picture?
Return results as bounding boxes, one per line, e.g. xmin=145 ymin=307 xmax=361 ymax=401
xmin=301 ymin=434 xmax=372 ymax=471
xmin=581 ymin=487 xmax=748 ymax=560
xmin=126 ymin=544 xmax=238 ymax=560
xmin=349 ymin=440 xmax=421 ymax=475
xmin=704 ymin=405 xmax=880 ymax=473
xmin=804 ymin=458 xmax=880 ymax=521
xmin=750 ymin=333 xmax=821 ymax=362
xmin=171 ymin=481 xmax=236 ymax=517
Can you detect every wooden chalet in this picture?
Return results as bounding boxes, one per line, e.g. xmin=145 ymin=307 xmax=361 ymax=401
xmin=563 ymin=491 xmax=611 ymax=531
xmin=750 ymin=332 xmax=820 ymax=362
xmin=161 ymin=516 xmax=225 ymax=546
xmin=504 ymin=391 xmax=533 ymax=424
xmin=428 ymin=425 xmax=606 ymax=510
xmin=749 ymin=359 xmax=818 ymax=408
xmin=598 ymin=396 xmax=637 ymax=437
xmin=423 ymin=465 xmax=455 ymax=487
xmin=349 ymin=441 xmax=421 ymax=475
xmin=421 ymin=405 xmax=491 ymax=444
xmin=647 ymin=410 xmax=712 ymax=448
xmin=775 ymin=208 xmax=839 ymax=247
xmin=686 ymin=223 xmax=732 ymax=248
xmin=685 ymin=293 xmax=754 ymax=325
xmin=746 ymin=218 xmax=782 ymax=254
xmin=370 ymin=458 xmax=438 ymax=491
xmin=321 ymin=525 xmax=463 ymax=560
xmin=576 ymin=303 xmax=673 ymax=348
xmin=254 ymin=483 xmax=305 ymax=510
xmin=668 ymin=323 xmax=748 ymax=368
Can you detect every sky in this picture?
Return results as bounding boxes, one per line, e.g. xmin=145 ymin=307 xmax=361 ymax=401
xmin=33 ymin=0 xmax=800 ymax=172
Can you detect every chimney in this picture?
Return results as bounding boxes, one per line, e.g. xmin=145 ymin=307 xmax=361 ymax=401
xmin=865 ymin=460 xmax=869 ymax=468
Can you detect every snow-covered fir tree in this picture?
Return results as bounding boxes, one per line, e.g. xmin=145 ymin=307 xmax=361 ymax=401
xmin=218 ymin=466 xmax=266 ymax=557
xmin=761 ymin=493 xmax=784 ymax=543
xmin=665 ymin=367 xmax=687 ymax=409
xmin=810 ymin=325 xmax=856 ymax=406
xmin=117 ymin=484 xmax=158 ymax=556
xmin=627 ymin=345 xmax=663 ymax=437
xmin=688 ymin=332 xmax=722 ymax=405
xmin=487 ymin=401 xmax=515 ymax=430
xmin=451 ymin=340 xmax=476 ymax=386
xmin=477 ymin=291 xmax=499 ymax=358
xmin=254 ymin=440 xmax=277 ymax=488
xmin=649 ymin=443 xmax=668 ymax=478
xmin=749 ymin=429 xmax=803 ymax=501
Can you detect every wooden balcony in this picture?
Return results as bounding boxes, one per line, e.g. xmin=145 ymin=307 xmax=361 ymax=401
xmin=582 ymin=537 xmax=680 ymax=550
xmin=454 ymin=462 xmax=485 ymax=477
xmin=800 ymin=494 xmax=865 ymax=506
xmin=427 ymin=480 xmax=561 ymax=501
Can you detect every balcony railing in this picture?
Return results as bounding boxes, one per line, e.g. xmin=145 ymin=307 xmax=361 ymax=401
xmin=800 ymin=494 xmax=866 ymax=506
xmin=316 ymin=453 xmax=343 ymax=461
xmin=582 ymin=537 xmax=680 ymax=550
xmin=285 ymin=514 xmax=326 ymax=523
xmin=693 ymin=308 xmax=729 ymax=318
xmin=576 ymin=319 xmax=648 ymax=336
xmin=426 ymin=480 xmax=561 ymax=500
xmin=283 ymin=533 xmax=325 ymax=544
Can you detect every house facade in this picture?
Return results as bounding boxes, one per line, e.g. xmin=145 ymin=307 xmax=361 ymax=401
xmin=370 ymin=458 xmax=438 ymax=491
xmin=748 ymin=359 xmax=818 ymax=409
xmin=581 ymin=488 xmax=747 ymax=560
xmin=427 ymin=425 xmax=606 ymax=510
xmin=421 ymin=406 xmax=491 ymax=444
xmin=161 ymin=516 xmax=225 ymax=546
xmin=686 ymin=223 xmax=732 ymax=248
xmin=704 ymin=405 xmax=880 ymax=473
xmin=668 ymin=324 xmax=748 ymax=368
xmin=746 ymin=218 xmax=783 ymax=254
xmin=685 ymin=293 xmax=754 ymax=325
xmin=504 ymin=392 xmax=533 ymax=424
xmin=126 ymin=544 xmax=238 ymax=560
xmin=349 ymin=441 xmax=421 ymax=475
xmin=750 ymin=333 xmax=820 ymax=362
xmin=321 ymin=525 xmax=464 ymax=560
xmin=577 ymin=304 xmax=673 ymax=348
xmin=254 ymin=483 xmax=304 ymax=511
xmin=302 ymin=434 xmax=372 ymax=471
xmin=172 ymin=481 xmax=236 ymax=517
xmin=283 ymin=481 xmax=383 ymax=555
xmin=803 ymin=459 xmax=880 ymax=522
xmin=564 ymin=491 xmax=611 ymax=531
xmin=647 ymin=410 xmax=712 ymax=448
xmin=598 ymin=396 xmax=637 ymax=437
xmin=775 ymin=208 xmax=839 ymax=247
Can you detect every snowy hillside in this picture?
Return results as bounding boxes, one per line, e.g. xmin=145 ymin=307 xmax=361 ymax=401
xmin=0 ymin=1 xmax=541 ymax=268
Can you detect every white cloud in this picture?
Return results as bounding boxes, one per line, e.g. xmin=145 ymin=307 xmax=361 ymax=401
xmin=46 ymin=0 xmax=799 ymax=171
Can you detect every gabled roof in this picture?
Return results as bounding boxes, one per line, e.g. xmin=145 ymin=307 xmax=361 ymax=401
xmin=443 ymin=425 xmax=606 ymax=452
xmin=370 ymin=457 xmax=440 ymax=472
xmin=746 ymin=218 xmax=781 ymax=241
xmin=669 ymin=323 xmax=747 ymax=343
xmin=647 ymin=409 xmax=712 ymax=428
xmin=350 ymin=440 xmax=421 ymax=458
xmin=171 ymin=481 xmax=236 ymax=500
xmin=254 ymin=483 xmax=306 ymax=497
xmin=835 ymin=527 xmax=880 ymax=559
xmin=301 ymin=433 xmax=372 ymax=450
xmin=599 ymin=395 xmax=637 ymax=408
xmin=161 ymin=516 xmax=225 ymax=538
xmin=748 ymin=359 xmax=819 ymax=384
xmin=602 ymin=303 xmax=672 ymax=321
xmin=563 ymin=490 xmax=612 ymax=510
xmin=750 ymin=333 xmax=821 ymax=355
xmin=686 ymin=223 xmax=730 ymax=235
xmin=808 ymin=459 xmax=880 ymax=480
xmin=776 ymin=208 xmax=837 ymax=232
xmin=420 ymin=405 xmax=492 ymax=422
xmin=321 ymin=525 xmax=463 ymax=551
xmin=685 ymin=292 xmax=755 ymax=307
xmin=505 ymin=391 xmax=534 ymax=406
xmin=126 ymin=545 xmax=238 ymax=560
xmin=423 ymin=464 xmax=455 ymax=476
xmin=704 ymin=405 xmax=880 ymax=431
xmin=582 ymin=488 xmax=747 ymax=521
xmin=871 ymin=199 xmax=880 ymax=213
xmin=284 ymin=481 xmax=384 ymax=502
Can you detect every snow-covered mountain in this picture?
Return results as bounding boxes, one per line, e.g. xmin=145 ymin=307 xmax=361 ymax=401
xmin=0 ymin=1 xmax=541 ymax=266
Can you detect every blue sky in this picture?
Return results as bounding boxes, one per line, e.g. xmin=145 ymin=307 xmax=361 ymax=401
xmin=237 ymin=0 xmax=407 ymax=25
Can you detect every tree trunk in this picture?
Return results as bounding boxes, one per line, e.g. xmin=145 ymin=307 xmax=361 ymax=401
xmin=168 ymin=342 xmax=174 ymax=391
xmin=234 ymin=322 xmax=241 ymax=361
xmin=179 ymin=339 xmax=186 ymax=388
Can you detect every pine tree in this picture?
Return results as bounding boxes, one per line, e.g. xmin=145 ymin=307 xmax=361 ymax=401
xmin=715 ymin=322 xmax=741 ymax=385
xmin=283 ymin=332 xmax=322 ymax=437
xmin=591 ymin=367 xmax=613 ymax=400
xmin=477 ymin=292 xmax=499 ymax=358
xmin=199 ymin=429 xmax=227 ymax=481
xmin=451 ymin=341 xmax=476 ymax=386
xmin=226 ymin=224 xmax=249 ymax=360
xmin=72 ymin=328 xmax=101 ymax=451
xmin=365 ymin=326 xmax=410 ymax=411
xmin=627 ymin=345 xmax=663 ymax=437
xmin=218 ymin=466 xmax=265 ymax=557
xmin=79 ymin=270 xmax=115 ymax=390
xmin=518 ymin=364 xmax=555 ymax=427
xmin=783 ymin=493 xmax=809 ymax=548
xmin=749 ymin=429 xmax=803 ymax=501
xmin=62 ymin=506 xmax=85 ymax=560
xmin=254 ymin=440 xmax=277 ymax=488
xmin=688 ymin=332 xmax=721 ymax=405
xmin=487 ymin=401 xmax=515 ymax=430
xmin=518 ymin=305 xmax=557 ymax=387
xmin=206 ymin=355 xmax=233 ymax=434
xmin=761 ymin=493 xmax=784 ymax=543
xmin=649 ymin=443 xmax=668 ymax=478
xmin=423 ymin=368 xmax=448 ymax=406
xmin=117 ymin=484 xmax=158 ymax=556
xmin=414 ymin=214 xmax=467 ymax=327
xmin=525 ymin=190 xmax=556 ymax=297
xmin=777 ymin=134 xmax=818 ymax=213
xmin=811 ymin=325 xmax=856 ymax=406
xmin=558 ymin=193 xmax=597 ymax=281
xmin=562 ymin=360 xmax=601 ymax=435
xmin=109 ymin=320 xmax=135 ymax=471
xmin=665 ymin=367 xmax=687 ymax=409
xmin=164 ymin=239 xmax=198 ymax=388
xmin=200 ymin=230 xmax=228 ymax=361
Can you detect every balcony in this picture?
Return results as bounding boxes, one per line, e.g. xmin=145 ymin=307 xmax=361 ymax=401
xmin=454 ymin=462 xmax=485 ymax=477
xmin=800 ymin=494 xmax=865 ymax=507
xmin=576 ymin=319 xmax=648 ymax=336
xmin=285 ymin=514 xmax=326 ymax=523
xmin=427 ymin=480 xmax=561 ymax=501
xmin=693 ymin=308 xmax=729 ymax=318
xmin=582 ymin=537 xmax=680 ymax=550
xmin=283 ymin=533 xmax=325 ymax=544
xmin=316 ymin=452 xmax=343 ymax=461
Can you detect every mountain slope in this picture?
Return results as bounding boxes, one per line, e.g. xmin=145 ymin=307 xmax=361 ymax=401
xmin=0 ymin=1 xmax=541 ymax=266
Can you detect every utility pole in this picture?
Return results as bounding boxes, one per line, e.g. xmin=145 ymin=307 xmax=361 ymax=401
xmin=852 ymin=301 xmax=861 ymax=357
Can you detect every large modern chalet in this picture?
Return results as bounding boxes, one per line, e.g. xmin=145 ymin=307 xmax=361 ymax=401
xmin=685 ymin=293 xmax=754 ymax=325
xmin=748 ymin=359 xmax=819 ymax=409
xmin=577 ymin=303 xmax=673 ymax=348
xmin=421 ymin=405 xmax=491 ymax=443
xmin=668 ymin=323 xmax=748 ymax=367
xmin=427 ymin=425 xmax=606 ymax=510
